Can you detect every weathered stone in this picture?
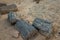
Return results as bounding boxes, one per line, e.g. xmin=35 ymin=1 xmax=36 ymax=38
xmin=32 ymin=18 xmax=52 ymax=37
xmin=0 ymin=3 xmax=7 ymax=7
xmin=8 ymin=12 xmax=17 ymax=25
xmin=33 ymin=0 xmax=40 ymax=3
xmin=0 ymin=4 xmax=18 ymax=14
xmin=15 ymin=19 xmax=38 ymax=40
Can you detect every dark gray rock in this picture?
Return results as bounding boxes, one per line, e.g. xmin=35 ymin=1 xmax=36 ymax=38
xmin=8 ymin=12 xmax=17 ymax=25
xmin=15 ymin=19 xmax=38 ymax=40
xmin=0 ymin=4 xmax=18 ymax=14
xmin=32 ymin=18 xmax=52 ymax=37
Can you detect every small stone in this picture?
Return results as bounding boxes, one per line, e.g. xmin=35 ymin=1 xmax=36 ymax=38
xmin=8 ymin=12 xmax=17 ymax=25
xmin=33 ymin=0 xmax=40 ymax=4
xmin=58 ymin=32 xmax=60 ymax=34
xmin=57 ymin=28 xmax=60 ymax=36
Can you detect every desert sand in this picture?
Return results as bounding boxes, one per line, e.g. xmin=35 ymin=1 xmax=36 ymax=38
xmin=0 ymin=0 xmax=60 ymax=40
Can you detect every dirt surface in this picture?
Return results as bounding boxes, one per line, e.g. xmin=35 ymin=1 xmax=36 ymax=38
xmin=0 ymin=0 xmax=60 ymax=40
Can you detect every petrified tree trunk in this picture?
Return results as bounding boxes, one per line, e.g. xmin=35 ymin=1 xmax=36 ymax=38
xmin=32 ymin=18 xmax=53 ymax=37
xmin=15 ymin=19 xmax=38 ymax=40
xmin=8 ymin=12 xmax=17 ymax=25
xmin=0 ymin=4 xmax=18 ymax=15
xmin=0 ymin=3 xmax=7 ymax=7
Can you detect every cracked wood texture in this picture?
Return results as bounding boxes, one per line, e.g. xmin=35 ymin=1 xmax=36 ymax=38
xmin=15 ymin=20 xmax=38 ymax=40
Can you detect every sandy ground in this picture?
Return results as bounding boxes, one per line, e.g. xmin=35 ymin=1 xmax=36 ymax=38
xmin=0 ymin=0 xmax=60 ymax=40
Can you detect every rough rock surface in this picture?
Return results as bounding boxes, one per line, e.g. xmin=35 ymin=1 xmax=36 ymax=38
xmin=8 ymin=12 xmax=17 ymax=25
xmin=32 ymin=18 xmax=52 ymax=37
xmin=15 ymin=20 xmax=38 ymax=40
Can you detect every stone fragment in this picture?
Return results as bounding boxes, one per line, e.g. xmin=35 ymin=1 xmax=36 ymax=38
xmin=0 ymin=3 xmax=7 ymax=7
xmin=8 ymin=12 xmax=17 ymax=25
xmin=32 ymin=18 xmax=52 ymax=37
xmin=0 ymin=4 xmax=18 ymax=15
xmin=15 ymin=19 xmax=38 ymax=40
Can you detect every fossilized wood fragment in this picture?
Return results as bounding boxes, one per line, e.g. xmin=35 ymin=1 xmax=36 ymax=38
xmin=8 ymin=12 xmax=17 ymax=25
xmin=0 ymin=4 xmax=18 ymax=15
xmin=0 ymin=3 xmax=7 ymax=7
xmin=32 ymin=18 xmax=53 ymax=37
xmin=15 ymin=20 xmax=38 ymax=40
xmin=33 ymin=0 xmax=40 ymax=3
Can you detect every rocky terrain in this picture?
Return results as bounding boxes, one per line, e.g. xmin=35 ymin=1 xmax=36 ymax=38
xmin=0 ymin=0 xmax=60 ymax=40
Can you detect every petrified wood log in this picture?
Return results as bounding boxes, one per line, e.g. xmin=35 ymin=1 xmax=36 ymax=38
xmin=0 ymin=3 xmax=7 ymax=7
xmin=15 ymin=19 xmax=38 ymax=40
xmin=32 ymin=18 xmax=53 ymax=37
xmin=8 ymin=12 xmax=17 ymax=25
xmin=0 ymin=4 xmax=18 ymax=14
